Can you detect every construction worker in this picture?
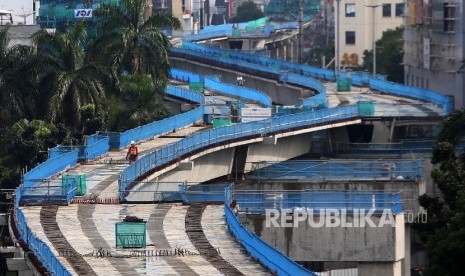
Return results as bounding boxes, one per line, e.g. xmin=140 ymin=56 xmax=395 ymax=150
xmin=126 ymin=140 xmax=139 ymax=162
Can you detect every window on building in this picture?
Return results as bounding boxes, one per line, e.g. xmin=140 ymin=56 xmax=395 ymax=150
xmin=345 ymin=31 xmax=355 ymax=45
xmin=382 ymin=4 xmax=391 ymax=17
xmin=444 ymin=3 xmax=455 ymax=32
xmin=395 ymin=3 xmax=405 ymax=17
xmin=345 ymin=4 xmax=355 ymax=17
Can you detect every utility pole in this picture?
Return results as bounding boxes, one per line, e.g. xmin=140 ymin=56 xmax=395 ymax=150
xmin=298 ymin=0 xmax=303 ymax=64
xmin=366 ymin=5 xmax=379 ymax=77
xmin=335 ymin=0 xmax=340 ymax=79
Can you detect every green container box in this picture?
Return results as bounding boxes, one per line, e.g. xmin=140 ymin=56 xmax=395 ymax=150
xmin=62 ymin=174 xmax=86 ymax=196
xmin=213 ymin=118 xmax=232 ymax=128
xmin=189 ymin=82 xmax=204 ymax=93
xmin=358 ymin=101 xmax=375 ymax=116
xmin=337 ymin=78 xmax=352 ymax=92
xmin=115 ymin=222 xmax=147 ymax=248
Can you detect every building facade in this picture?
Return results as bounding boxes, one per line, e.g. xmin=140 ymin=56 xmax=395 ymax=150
xmin=403 ymin=0 xmax=464 ymax=110
xmin=335 ymin=0 xmax=405 ymax=69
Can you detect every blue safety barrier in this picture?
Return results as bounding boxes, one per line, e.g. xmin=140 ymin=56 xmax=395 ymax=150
xmin=83 ymin=134 xmax=110 ymax=161
xmin=178 ymin=41 xmax=452 ymax=116
xmin=205 ymin=77 xmax=272 ymax=107
xmin=233 ymin=190 xmax=403 ymax=215
xmin=118 ymin=105 xmax=360 ymax=197
xmin=23 ymin=149 xmax=79 ymax=189
xmin=14 ymin=209 xmax=73 ymax=276
xmin=369 ymin=78 xmax=453 ymax=115
xmin=166 ymin=85 xmax=204 ymax=104
xmin=179 ymin=183 xmax=232 ymax=203
xmin=103 ymin=106 xmax=205 ymax=149
xmin=250 ymin=159 xmax=422 ymax=180
xmin=170 ymin=68 xmax=204 ymax=83
xmin=224 ymin=186 xmax=315 ymax=276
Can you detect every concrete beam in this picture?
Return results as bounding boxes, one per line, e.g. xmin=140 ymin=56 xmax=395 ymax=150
xmin=7 ymin=258 xmax=30 ymax=271
xmin=262 ymin=136 xmax=277 ymax=145
xmin=176 ymin=161 xmax=194 ymax=171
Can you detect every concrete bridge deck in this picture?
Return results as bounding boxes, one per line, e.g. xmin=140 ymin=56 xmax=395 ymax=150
xmin=20 ymin=203 xmax=269 ymax=275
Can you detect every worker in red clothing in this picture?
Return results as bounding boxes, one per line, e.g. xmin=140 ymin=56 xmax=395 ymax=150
xmin=126 ymin=140 xmax=139 ymax=162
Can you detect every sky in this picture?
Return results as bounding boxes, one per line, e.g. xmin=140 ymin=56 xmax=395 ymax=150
xmin=1 ymin=0 xmax=35 ymax=25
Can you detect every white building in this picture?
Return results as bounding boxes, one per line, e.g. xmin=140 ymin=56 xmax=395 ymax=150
xmin=403 ymin=0 xmax=464 ymax=110
xmin=335 ymin=0 xmax=405 ymax=69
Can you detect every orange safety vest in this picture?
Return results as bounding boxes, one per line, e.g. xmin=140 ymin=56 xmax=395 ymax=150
xmin=128 ymin=146 xmax=138 ymax=156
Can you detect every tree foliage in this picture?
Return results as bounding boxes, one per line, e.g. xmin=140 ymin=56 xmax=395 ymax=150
xmin=91 ymin=0 xmax=181 ymax=80
xmin=416 ymin=109 xmax=465 ymax=275
xmin=33 ymin=21 xmax=118 ymax=131
xmin=0 ymin=0 xmax=177 ymax=193
xmin=363 ymin=27 xmax=404 ymax=83
xmin=230 ymin=1 xmax=265 ymax=23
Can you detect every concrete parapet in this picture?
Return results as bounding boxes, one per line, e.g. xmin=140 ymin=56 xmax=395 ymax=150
xmin=238 ymin=213 xmax=405 ymax=263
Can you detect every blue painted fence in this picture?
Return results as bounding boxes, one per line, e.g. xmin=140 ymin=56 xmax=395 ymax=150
xmin=224 ymin=186 xmax=315 ymax=276
xmin=103 ymin=106 xmax=205 ymax=149
xmin=15 ymin=209 xmax=72 ymax=275
xmin=83 ymin=134 xmax=110 ymax=161
xmin=250 ymin=159 xmax=422 ymax=180
xmin=205 ymin=77 xmax=272 ymax=107
xmin=119 ymin=105 xmax=360 ymax=198
xmin=178 ymin=41 xmax=452 ymax=115
xmin=233 ymin=190 xmax=403 ymax=214
xmin=23 ymin=149 xmax=79 ymax=189
xmin=166 ymin=84 xmax=204 ymax=104
xmin=179 ymin=183 xmax=231 ymax=203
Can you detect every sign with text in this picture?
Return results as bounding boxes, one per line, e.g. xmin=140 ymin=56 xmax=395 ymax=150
xmin=75 ymin=9 xmax=92 ymax=18
xmin=241 ymin=107 xmax=271 ymax=123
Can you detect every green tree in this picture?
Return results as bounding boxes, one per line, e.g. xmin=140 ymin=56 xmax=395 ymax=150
xmin=106 ymin=74 xmax=168 ymax=131
xmin=416 ymin=109 xmax=465 ymax=275
xmin=0 ymin=27 xmax=40 ymax=126
xmin=91 ymin=0 xmax=181 ymax=81
xmin=230 ymin=1 xmax=265 ymax=23
xmin=362 ymin=27 xmax=404 ymax=83
xmin=33 ymin=21 xmax=117 ymax=133
xmin=0 ymin=119 xmax=73 ymax=190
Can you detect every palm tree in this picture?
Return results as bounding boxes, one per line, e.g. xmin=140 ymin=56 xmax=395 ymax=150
xmin=91 ymin=0 xmax=182 ymax=81
xmin=0 ymin=27 xmax=40 ymax=126
xmin=33 ymin=21 xmax=118 ymax=132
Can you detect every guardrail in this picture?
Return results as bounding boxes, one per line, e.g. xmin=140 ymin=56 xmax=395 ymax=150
xmin=179 ymin=183 xmax=231 ymax=203
xmin=23 ymin=149 xmax=79 ymax=189
xmin=166 ymin=84 xmax=204 ymax=104
xmin=205 ymin=77 xmax=272 ymax=107
xmin=102 ymin=106 xmax=205 ymax=149
xmin=249 ymin=159 xmax=422 ymax=180
xmin=232 ymin=189 xmax=403 ymax=214
xmin=171 ymin=68 xmax=272 ymax=107
xmin=178 ymin=41 xmax=452 ymax=116
xmin=118 ymin=105 xmax=360 ymax=199
xmin=15 ymin=208 xmax=72 ymax=275
xmin=224 ymin=186 xmax=315 ymax=276
xmin=83 ymin=134 xmax=110 ymax=161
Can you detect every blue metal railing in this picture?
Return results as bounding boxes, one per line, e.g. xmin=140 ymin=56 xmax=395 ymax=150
xmin=232 ymin=190 xmax=403 ymax=215
xmin=103 ymin=106 xmax=205 ymax=149
xmin=205 ymin=77 xmax=272 ymax=107
xmin=15 ymin=209 xmax=72 ymax=276
xmin=179 ymin=183 xmax=231 ymax=203
xmin=83 ymin=134 xmax=110 ymax=161
xmin=178 ymin=41 xmax=452 ymax=115
xmin=23 ymin=149 xmax=79 ymax=189
xmin=224 ymin=186 xmax=315 ymax=276
xmin=118 ymin=105 xmax=360 ymax=198
xmin=250 ymin=159 xmax=422 ymax=180
xmin=166 ymin=84 xmax=204 ymax=104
